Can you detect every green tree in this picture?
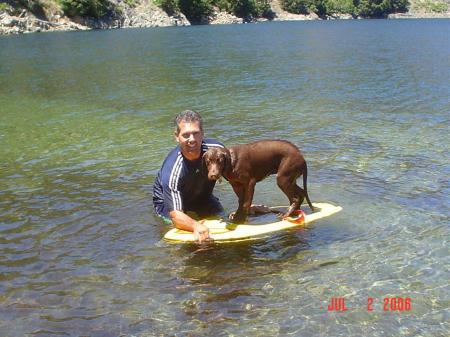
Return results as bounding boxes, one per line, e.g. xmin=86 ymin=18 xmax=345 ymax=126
xmin=325 ymin=0 xmax=357 ymax=15
xmin=283 ymin=0 xmax=409 ymax=17
xmin=281 ymin=0 xmax=327 ymax=15
xmin=60 ymin=0 xmax=115 ymax=18
xmin=154 ymin=0 xmax=179 ymax=15
xmin=178 ymin=0 xmax=213 ymax=23
xmin=391 ymin=0 xmax=408 ymax=11
xmin=229 ymin=0 xmax=257 ymax=18
xmin=281 ymin=0 xmax=309 ymax=14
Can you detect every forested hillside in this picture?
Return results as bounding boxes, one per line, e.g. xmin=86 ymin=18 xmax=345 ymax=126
xmin=1 ymin=0 xmax=449 ymax=35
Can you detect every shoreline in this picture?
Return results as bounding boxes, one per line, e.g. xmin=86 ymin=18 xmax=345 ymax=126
xmin=1 ymin=7 xmax=450 ymax=36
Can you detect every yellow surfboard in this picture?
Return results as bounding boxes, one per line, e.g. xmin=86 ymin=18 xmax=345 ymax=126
xmin=164 ymin=202 xmax=342 ymax=243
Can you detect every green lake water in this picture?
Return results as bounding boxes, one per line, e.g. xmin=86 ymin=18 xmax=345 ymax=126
xmin=0 ymin=19 xmax=449 ymax=336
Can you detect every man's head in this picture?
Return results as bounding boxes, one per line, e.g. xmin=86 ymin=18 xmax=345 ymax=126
xmin=174 ymin=110 xmax=204 ymax=161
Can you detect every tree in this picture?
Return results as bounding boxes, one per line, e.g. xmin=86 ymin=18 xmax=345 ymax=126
xmin=178 ymin=0 xmax=213 ymax=23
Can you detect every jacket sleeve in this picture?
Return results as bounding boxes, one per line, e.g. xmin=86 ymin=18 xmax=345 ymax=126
xmin=162 ymin=157 xmax=184 ymax=213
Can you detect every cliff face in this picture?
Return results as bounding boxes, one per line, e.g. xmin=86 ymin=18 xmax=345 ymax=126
xmin=1 ymin=0 xmax=449 ymax=35
xmin=0 ymin=0 xmax=191 ymax=35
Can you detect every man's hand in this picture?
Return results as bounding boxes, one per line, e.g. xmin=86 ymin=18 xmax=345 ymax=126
xmin=169 ymin=210 xmax=212 ymax=244
xmin=193 ymin=220 xmax=211 ymax=244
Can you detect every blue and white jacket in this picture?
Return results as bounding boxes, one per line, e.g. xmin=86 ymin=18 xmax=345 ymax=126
xmin=153 ymin=138 xmax=224 ymax=218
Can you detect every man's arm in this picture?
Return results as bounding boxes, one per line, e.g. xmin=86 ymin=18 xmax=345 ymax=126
xmin=169 ymin=210 xmax=211 ymax=243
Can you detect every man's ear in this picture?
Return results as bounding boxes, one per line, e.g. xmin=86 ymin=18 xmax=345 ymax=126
xmin=174 ymin=131 xmax=179 ymax=143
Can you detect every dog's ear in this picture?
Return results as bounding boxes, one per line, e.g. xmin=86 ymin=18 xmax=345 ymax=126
xmin=201 ymin=150 xmax=209 ymax=175
xmin=223 ymin=148 xmax=232 ymax=173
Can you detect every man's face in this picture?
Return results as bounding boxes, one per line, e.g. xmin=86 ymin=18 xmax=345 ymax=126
xmin=175 ymin=120 xmax=203 ymax=161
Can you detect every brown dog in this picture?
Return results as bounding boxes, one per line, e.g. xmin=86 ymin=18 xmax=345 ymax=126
xmin=203 ymin=140 xmax=315 ymax=223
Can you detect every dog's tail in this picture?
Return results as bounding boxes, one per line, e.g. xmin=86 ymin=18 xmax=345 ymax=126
xmin=302 ymin=162 xmax=315 ymax=212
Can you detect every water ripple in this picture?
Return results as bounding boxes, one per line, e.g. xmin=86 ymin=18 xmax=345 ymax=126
xmin=1 ymin=20 xmax=450 ymax=337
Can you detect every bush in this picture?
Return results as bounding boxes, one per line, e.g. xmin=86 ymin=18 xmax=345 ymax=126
xmin=356 ymin=0 xmax=391 ymax=17
xmin=281 ymin=0 xmax=310 ymax=14
xmin=154 ymin=0 xmax=179 ymax=15
xmin=0 ymin=2 xmax=10 ymax=11
xmin=178 ymin=0 xmax=213 ymax=23
xmin=213 ymin=0 xmax=232 ymax=11
xmin=417 ymin=0 xmax=448 ymax=13
xmin=124 ymin=0 xmax=138 ymax=6
xmin=158 ymin=0 xmax=275 ymax=21
xmin=239 ymin=0 xmax=275 ymax=19
xmin=390 ymin=0 xmax=408 ymax=12
xmin=428 ymin=2 xmax=448 ymax=12
xmin=281 ymin=0 xmax=327 ymax=15
xmin=256 ymin=0 xmax=276 ymax=18
xmin=229 ymin=0 xmax=257 ymax=17
xmin=325 ymin=0 xmax=357 ymax=15
xmin=60 ymin=0 xmax=115 ymax=18
xmin=282 ymin=0 xmax=410 ymax=16
xmin=16 ymin=0 xmax=50 ymax=18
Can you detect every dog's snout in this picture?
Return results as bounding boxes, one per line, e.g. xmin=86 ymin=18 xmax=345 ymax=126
xmin=209 ymin=174 xmax=219 ymax=180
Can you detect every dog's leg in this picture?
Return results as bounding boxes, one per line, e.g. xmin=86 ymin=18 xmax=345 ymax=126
xmin=277 ymin=175 xmax=299 ymax=218
xmin=229 ymin=183 xmax=247 ymax=223
xmin=230 ymin=180 xmax=256 ymax=223
xmin=292 ymin=184 xmax=316 ymax=213
xmin=242 ymin=179 xmax=256 ymax=217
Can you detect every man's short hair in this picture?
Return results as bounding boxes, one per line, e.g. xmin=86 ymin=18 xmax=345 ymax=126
xmin=174 ymin=110 xmax=203 ymax=134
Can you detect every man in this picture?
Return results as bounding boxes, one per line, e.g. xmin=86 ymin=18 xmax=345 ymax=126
xmin=153 ymin=110 xmax=224 ymax=243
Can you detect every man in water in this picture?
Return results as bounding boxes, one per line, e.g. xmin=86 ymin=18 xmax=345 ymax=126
xmin=153 ymin=110 xmax=224 ymax=243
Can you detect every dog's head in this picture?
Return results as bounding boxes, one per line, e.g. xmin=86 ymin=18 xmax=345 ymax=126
xmin=203 ymin=147 xmax=230 ymax=181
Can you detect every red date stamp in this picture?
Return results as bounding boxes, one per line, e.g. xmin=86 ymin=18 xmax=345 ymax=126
xmin=327 ymin=297 xmax=412 ymax=312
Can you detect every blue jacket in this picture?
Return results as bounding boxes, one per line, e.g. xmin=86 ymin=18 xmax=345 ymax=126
xmin=153 ymin=138 xmax=224 ymax=218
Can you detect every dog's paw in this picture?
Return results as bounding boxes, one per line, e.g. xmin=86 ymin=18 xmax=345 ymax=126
xmin=228 ymin=211 xmax=246 ymax=223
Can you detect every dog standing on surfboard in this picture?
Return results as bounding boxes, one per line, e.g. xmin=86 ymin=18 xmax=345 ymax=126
xmin=203 ymin=140 xmax=315 ymax=223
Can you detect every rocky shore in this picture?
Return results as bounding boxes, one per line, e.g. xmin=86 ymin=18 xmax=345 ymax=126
xmin=0 ymin=0 xmax=191 ymax=35
xmin=1 ymin=0 xmax=449 ymax=35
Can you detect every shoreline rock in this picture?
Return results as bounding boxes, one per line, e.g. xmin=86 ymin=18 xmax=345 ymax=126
xmin=388 ymin=11 xmax=450 ymax=19
xmin=0 ymin=1 xmax=190 ymax=35
xmin=208 ymin=7 xmax=243 ymax=25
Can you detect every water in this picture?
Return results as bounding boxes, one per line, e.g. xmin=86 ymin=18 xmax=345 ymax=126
xmin=0 ymin=19 xmax=449 ymax=336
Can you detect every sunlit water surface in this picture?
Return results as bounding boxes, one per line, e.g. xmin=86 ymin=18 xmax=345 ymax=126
xmin=0 ymin=19 xmax=449 ymax=336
